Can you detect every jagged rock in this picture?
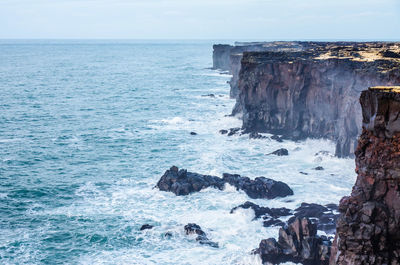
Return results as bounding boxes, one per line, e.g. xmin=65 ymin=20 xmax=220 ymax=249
xmin=184 ymin=223 xmax=218 ymax=248
xmin=227 ymin=127 xmax=241 ymax=136
xmin=140 ymin=224 xmax=154 ymax=231
xmin=249 ymin=132 xmax=268 ymax=139
xmin=230 ymin=201 xmax=291 ymax=219
xmin=269 ymin=148 xmax=289 ymax=156
xmin=222 ymin=173 xmax=293 ymax=199
xmin=332 ymin=87 xmax=400 ymax=264
xmin=257 ymin=218 xmax=331 ymax=265
xmin=290 ymin=203 xmax=338 ymax=234
xmin=157 ymin=167 xmax=293 ymax=199
xmin=271 ymin=135 xmax=284 ymax=142
xmin=156 ymin=166 xmax=224 ymax=196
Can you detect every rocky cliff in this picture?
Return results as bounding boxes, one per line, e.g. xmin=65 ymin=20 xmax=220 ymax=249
xmin=235 ymin=43 xmax=400 ymax=157
xmin=331 ymin=87 xmax=400 ymax=264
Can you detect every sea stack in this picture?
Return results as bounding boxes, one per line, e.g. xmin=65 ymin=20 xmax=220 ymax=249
xmin=332 ymin=86 xmax=400 ymax=264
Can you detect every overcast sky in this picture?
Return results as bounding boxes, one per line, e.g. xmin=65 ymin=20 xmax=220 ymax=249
xmin=1 ymin=0 xmax=399 ymax=39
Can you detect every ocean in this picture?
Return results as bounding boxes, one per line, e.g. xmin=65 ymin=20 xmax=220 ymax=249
xmin=0 ymin=40 xmax=356 ymax=264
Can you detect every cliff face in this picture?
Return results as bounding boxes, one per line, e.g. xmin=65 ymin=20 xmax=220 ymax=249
xmin=332 ymin=87 xmax=400 ymax=264
xmin=235 ymin=43 xmax=400 ymax=157
xmin=212 ymin=44 xmax=233 ymax=71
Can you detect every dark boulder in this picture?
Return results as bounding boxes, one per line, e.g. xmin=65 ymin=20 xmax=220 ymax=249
xmin=190 ymin=132 xmax=197 ymax=135
xmin=230 ymin=201 xmax=291 ymax=219
xmin=314 ymin=166 xmax=324 ymax=170
xmin=157 ymin=167 xmax=293 ymax=200
xmin=227 ymin=127 xmax=241 ymax=136
xmin=219 ymin=129 xmax=228 ymax=135
xmin=269 ymin=148 xmax=289 ymax=156
xmin=156 ymin=166 xmax=224 ymax=196
xmin=249 ymin=132 xmax=268 ymax=139
xmin=271 ymin=135 xmax=284 ymax=142
xmin=140 ymin=224 xmax=154 ymax=231
xmin=223 ymin=173 xmax=293 ymax=199
xmin=256 ymin=218 xmax=331 ymax=265
xmin=289 ymin=203 xmax=338 ymax=234
xmin=184 ymin=223 xmax=218 ymax=248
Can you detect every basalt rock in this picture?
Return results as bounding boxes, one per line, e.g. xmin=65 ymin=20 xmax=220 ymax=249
xmin=184 ymin=223 xmax=218 ymax=248
xmin=230 ymin=201 xmax=291 ymax=219
xmin=235 ymin=42 xmax=400 ymax=158
xmin=256 ymin=218 xmax=331 ymax=265
xmin=157 ymin=166 xmax=293 ymax=199
xmin=331 ymin=87 xmax=400 ymax=265
xmin=222 ymin=173 xmax=293 ymax=199
xmin=156 ymin=166 xmax=224 ymax=196
xmin=140 ymin=224 xmax=154 ymax=231
xmin=269 ymin=148 xmax=289 ymax=156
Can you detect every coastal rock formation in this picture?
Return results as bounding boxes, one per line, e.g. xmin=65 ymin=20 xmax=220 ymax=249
xmin=156 ymin=166 xmax=293 ymax=199
xmin=256 ymin=218 xmax=332 ymax=265
xmin=235 ymin=43 xmax=400 ymax=157
xmin=331 ymin=87 xmax=400 ymax=264
xmin=184 ymin=223 xmax=219 ymax=248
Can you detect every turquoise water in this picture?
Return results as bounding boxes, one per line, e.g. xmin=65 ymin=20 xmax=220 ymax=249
xmin=0 ymin=40 xmax=356 ymax=264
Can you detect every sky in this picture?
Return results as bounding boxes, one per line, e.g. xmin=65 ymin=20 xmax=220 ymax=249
xmin=1 ymin=0 xmax=399 ymax=40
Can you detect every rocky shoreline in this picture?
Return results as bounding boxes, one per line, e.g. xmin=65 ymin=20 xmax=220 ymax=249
xmin=213 ymin=42 xmax=400 ymax=157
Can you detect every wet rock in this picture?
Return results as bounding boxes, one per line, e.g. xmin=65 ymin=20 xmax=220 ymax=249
xmin=157 ymin=167 xmax=293 ymax=200
xmin=314 ymin=166 xmax=324 ymax=170
xmin=290 ymin=203 xmax=338 ymax=234
xmin=269 ymin=148 xmax=289 ymax=156
xmin=256 ymin=218 xmax=331 ymax=265
xmin=223 ymin=173 xmax=294 ymax=199
xmin=140 ymin=224 xmax=154 ymax=231
xmin=271 ymin=135 xmax=284 ymax=142
xmin=219 ymin=129 xmax=228 ymax=134
xmin=184 ymin=223 xmax=218 ymax=248
xmin=230 ymin=201 xmax=291 ymax=219
xmin=227 ymin=127 xmax=241 ymax=136
xmin=156 ymin=166 xmax=224 ymax=196
xmin=300 ymin=172 xmax=309 ymax=175
xmin=201 ymin=93 xmax=215 ymax=97
xmin=249 ymin=132 xmax=267 ymax=139
xmin=190 ymin=132 xmax=197 ymax=135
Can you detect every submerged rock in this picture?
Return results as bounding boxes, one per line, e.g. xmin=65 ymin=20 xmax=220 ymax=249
xmin=269 ymin=148 xmax=289 ymax=156
xmin=184 ymin=223 xmax=218 ymax=248
xmin=256 ymin=218 xmax=331 ymax=265
xmin=249 ymin=132 xmax=268 ymax=139
xmin=156 ymin=166 xmax=293 ymax=199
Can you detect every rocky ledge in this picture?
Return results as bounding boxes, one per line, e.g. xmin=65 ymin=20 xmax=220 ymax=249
xmin=156 ymin=166 xmax=293 ymax=199
xmin=331 ymin=86 xmax=400 ymax=264
xmin=235 ymin=42 xmax=400 ymax=157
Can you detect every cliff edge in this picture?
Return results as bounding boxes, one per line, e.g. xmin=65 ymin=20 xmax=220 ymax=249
xmin=235 ymin=43 xmax=400 ymax=157
xmin=332 ymin=86 xmax=400 ymax=264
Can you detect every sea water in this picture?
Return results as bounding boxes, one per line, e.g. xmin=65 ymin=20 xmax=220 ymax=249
xmin=0 ymin=40 xmax=356 ymax=264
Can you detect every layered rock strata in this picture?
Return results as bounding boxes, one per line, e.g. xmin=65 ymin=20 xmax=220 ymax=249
xmin=331 ymin=86 xmax=400 ymax=264
xmin=235 ymin=43 xmax=400 ymax=157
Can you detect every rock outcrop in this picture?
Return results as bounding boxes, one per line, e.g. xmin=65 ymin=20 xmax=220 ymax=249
xmin=256 ymin=218 xmax=332 ymax=265
xmin=184 ymin=223 xmax=219 ymax=248
xmin=235 ymin=43 xmax=400 ymax=157
xmin=156 ymin=166 xmax=293 ymax=199
xmin=331 ymin=86 xmax=400 ymax=264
